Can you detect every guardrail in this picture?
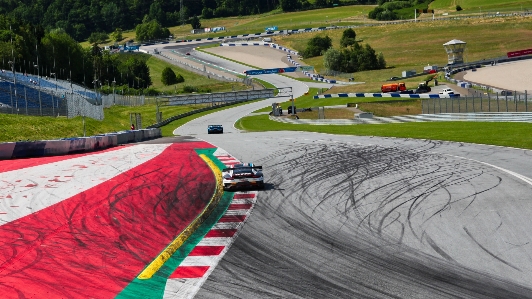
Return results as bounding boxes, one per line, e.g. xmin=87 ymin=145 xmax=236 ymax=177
xmin=147 ymin=94 xmax=272 ymax=129
xmin=0 ymin=128 xmax=162 ymax=160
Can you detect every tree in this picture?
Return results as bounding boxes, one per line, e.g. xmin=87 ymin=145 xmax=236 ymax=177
xmin=315 ymin=0 xmax=327 ymax=8
xmin=377 ymin=52 xmax=386 ymax=69
xmin=88 ymin=32 xmax=108 ymax=44
xmin=323 ymin=48 xmax=343 ymax=72
xmin=161 ymin=67 xmax=177 ymax=85
xmin=302 ymin=35 xmax=332 ymax=58
xmin=190 ymin=15 xmax=201 ymax=30
xmin=110 ymin=28 xmax=123 ymax=42
xmin=124 ymin=57 xmax=152 ymax=88
xmin=340 ymin=28 xmax=357 ymax=48
xmin=280 ymin=0 xmax=300 ymax=11
xmin=135 ymin=20 xmax=170 ymax=42
xmin=149 ymin=1 xmax=166 ymax=25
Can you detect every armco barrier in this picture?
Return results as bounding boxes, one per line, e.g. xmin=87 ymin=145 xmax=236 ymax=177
xmin=221 ymin=42 xmax=338 ymax=84
xmin=0 ymin=128 xmax=161 ymax=160
xmin=0 ymin=143 xmax=16 ymax=159
xmin=43 ymin=140 xmax=72 ymax=156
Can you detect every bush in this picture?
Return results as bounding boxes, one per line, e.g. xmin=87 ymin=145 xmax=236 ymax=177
xmin=161 ymin=67 xmax=177 ymax=85
xmin=182 ymin=85 xmax=198 ymax=93
xmin=340 ymin=28 xmax=357 ymax=48
xmin=88 ymin=32 xmax=109 ymax=44
xmin=323 ymin=42 xmax=386 ymax=73
xmin=302 ymin=35 xmax=332 ymax=58
xmin=190 ymin=15 xmax=201 ymax=29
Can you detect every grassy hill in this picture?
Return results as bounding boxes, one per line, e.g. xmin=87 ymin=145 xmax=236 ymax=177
xmin=275 ymin=15 xmax=532 ymax=93
xmin=430 ymin=0 xmax=532 ymax=14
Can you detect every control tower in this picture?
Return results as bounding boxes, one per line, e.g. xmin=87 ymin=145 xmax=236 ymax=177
xmin=443 ymin=39 xmax=466 ymax=65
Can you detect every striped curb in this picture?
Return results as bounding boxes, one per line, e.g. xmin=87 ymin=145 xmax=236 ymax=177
xmin=313 ymin=92 xmax=455 ymax=99
xmin=162 ymin=148 xmax=259 ymax=298
xmin=138 ymin=154 xmax=224 ymax=280
xmin=174 ymin=26 xmax=337 ymax=44
xmin=268 ymin=113 xmax=532 ymax=125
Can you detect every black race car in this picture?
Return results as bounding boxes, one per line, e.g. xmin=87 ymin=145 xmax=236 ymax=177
xmin=207 ymin=125 xmax=223 ymax=134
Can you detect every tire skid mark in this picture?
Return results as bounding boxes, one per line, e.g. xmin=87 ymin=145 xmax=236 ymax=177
xmin=463 ymin=227 xmax=521 ymax=271
xmin=207 ymin=139 xmax=532 ymax=298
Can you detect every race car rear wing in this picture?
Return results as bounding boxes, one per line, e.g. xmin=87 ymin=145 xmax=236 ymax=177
xmin=222 ymin=166 xmax=262 ymax=172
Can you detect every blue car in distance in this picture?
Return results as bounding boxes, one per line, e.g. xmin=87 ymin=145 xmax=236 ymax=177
xmin=207 ymin=125 xmax=223 ymax=134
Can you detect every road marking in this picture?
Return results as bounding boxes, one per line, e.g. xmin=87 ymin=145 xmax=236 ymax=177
xmin=445 ymin=154 xmax=532 ymax=186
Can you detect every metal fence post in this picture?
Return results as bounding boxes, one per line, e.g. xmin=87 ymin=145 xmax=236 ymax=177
xmin=505 ymin=93 xmax=508 ymax=112
xmin=25 ymin=87 xmax=28 ymax=115
xmin=465 ymin=96 xmax=468 ymax=113
xmin=480 ymin=93 xmax=482 ymax=112
xmin=526 ymin=90 xmax=528 ymax=112
xmin=9 ymin=84 xmax=13 ymax=114
xmin=488 ymin=92 xmax=491 ymax=112
xmin=472 ymin=95 xmax=475 ymax=113
xmin=514 ymin=90 xmax=517 ymax=112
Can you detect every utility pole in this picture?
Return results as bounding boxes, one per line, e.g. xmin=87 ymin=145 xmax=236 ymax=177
xmin=35 ymin=43 xmax=42 ymax=116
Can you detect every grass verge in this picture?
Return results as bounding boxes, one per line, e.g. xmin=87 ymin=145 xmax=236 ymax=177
xmin=235 ymin=114 xmax=532 ymax=149
xmin=1 ymin=99 xmax=262 ymax=142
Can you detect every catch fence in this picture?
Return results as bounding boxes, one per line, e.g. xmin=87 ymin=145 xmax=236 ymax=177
xmin=422 ymin=92 xmax=530 ymax=114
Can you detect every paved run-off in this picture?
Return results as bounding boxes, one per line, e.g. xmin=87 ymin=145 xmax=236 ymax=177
xmin=0 ymin=142 xmax=216 ymax=298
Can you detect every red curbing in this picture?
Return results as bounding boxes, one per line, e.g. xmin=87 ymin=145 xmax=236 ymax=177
xmin=162 ymin=151 xmax=259 ymax=298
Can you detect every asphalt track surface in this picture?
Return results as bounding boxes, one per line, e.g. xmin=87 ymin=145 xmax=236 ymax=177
xmin=167 ymin=44 xmax=532 ymax=298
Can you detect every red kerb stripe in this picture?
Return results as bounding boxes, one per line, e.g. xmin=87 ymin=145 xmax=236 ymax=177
xmin=188 ymin=246 xmax=225 ymax=256
xmin=218 ymin=215 xmax=246 ymax=223
xmin=169 ymin=266 xmax=210 ymax=279
xmin=228 ymin=203 xmax=252 ymax=210
xmin=205 ymin=229 xmax=237 ymax=238
xmin=233 ymin=193 xmax=256 ymax=199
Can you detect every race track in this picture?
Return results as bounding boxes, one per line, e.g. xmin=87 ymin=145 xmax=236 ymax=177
xmin=169 ymin=44 xmax=532 ymax=298
xmin=194 ymin=131 xmax=532 ymax=298
xmin=2 ymin=40 xmax=531 ymax=298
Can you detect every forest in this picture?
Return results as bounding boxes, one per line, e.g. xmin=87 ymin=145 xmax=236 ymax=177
xmin=0 ymin=0 xmax=379 ymax=91
xmin=0 ymin=0 xmax=377 ymax=41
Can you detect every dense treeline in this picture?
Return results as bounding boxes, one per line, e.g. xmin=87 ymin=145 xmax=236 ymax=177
xmin=0 ymin=0 xmax=378 ymax=41
xmin=368 ymin=0 xmax=433 ymax=21
xmin=0 ymin=0 xmax=280 ymax=41
xmin=0 ymin=15 xmax=151 ymax=91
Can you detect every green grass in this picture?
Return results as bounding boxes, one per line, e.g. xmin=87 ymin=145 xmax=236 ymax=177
xmin=273 ymin=15 xmax=532 ymax=94
xmin=145 ymin=55 xmax=247 ymax=94
xmin=0 ymin=99 xmax=262 ymax=142
xmin=160 ymin=99 xmax=262 ymax=136
xmin=253 ymin=87 xmax=420 ymax=113
xmin=430 ymin=0 xmax=532 ymax=13
xmin=170 ymin=6 xmax=376 ymax=41
xmin=235 ymin=114 xmax=532 ymax=149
